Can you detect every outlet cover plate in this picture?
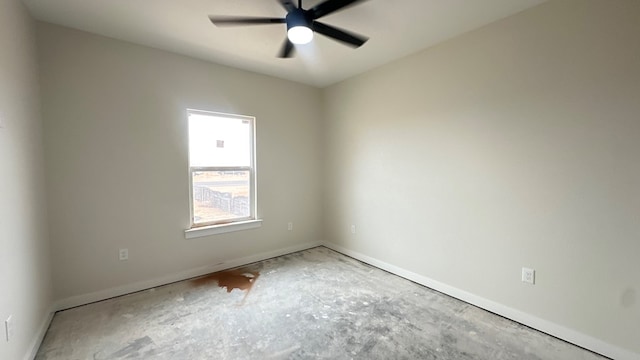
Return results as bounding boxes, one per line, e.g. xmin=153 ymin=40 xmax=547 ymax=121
xmin=119 ymin=248 xmax=129 ymax=261
xmin=5 ymin=315 xmax=13 ymax=342
xmin=522 ymin=267 xmax=535 ymax=284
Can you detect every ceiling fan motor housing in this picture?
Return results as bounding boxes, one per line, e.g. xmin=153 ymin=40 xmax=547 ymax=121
xmin=286 ymin=8 xmax=312 ymax=31
xmin=286 ymin=8 xmax=314 ymax=44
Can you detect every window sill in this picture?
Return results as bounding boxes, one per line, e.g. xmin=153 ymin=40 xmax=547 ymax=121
xmin=185 ymin=219 xmax=263 ymax=239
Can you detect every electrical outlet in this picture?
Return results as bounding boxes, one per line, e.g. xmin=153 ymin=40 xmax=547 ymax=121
xmin=287 ymin=222 xmax=293 ymax=231
xmin=119 ymin=248 xmax=129 ymax=261
xmin=5 ymin=315 xmax=13 ymax=342
xmin=350 ymin=225 xmax=356 ymax=234
xmin=522 ymin=267 xmax=535 ymax=284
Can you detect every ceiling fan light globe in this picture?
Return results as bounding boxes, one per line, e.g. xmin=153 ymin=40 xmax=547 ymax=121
xmin=288 ymin=26 xmax=313 ymax=44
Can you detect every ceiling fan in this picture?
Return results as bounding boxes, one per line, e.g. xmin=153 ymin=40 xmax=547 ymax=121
xmin=209 ymin=0 xmax=370 ymax=58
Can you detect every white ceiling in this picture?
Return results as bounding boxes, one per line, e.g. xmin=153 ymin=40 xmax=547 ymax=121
xmin=23 ymin=0 xmax=546 ymax=88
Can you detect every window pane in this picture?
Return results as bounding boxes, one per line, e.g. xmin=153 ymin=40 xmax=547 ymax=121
xmin=188 ymin=113 xmax=251 ymax=167
xmin=192 ymin=170 xmax=251 ymax=225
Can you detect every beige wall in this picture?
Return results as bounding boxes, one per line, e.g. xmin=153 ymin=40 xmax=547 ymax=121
xmin=323 ymin=0 xmax=639 ymax=357
xmin=0 ymin=0 xmax=53 ymax=359
xmin=37 ymin=23 xmax=324 ymax=302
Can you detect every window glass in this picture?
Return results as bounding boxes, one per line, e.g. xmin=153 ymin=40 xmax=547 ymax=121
xmin=188 ymin=110 xmax=255 ymax=227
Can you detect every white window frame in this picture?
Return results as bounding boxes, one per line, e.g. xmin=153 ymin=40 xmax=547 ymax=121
xmin=185 ymin=109 xmax=260 ymax=238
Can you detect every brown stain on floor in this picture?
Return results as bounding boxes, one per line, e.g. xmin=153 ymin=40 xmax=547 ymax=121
xmin=192 ymin=268 xmax=260 ymax=303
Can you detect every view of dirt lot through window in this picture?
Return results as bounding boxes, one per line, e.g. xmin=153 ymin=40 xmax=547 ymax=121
xmin=192 ymin=170 xmax=250 ymax=224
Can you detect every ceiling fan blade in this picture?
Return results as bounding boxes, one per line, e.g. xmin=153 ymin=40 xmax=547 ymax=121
xmin=277 ymin=0 xmax=297 ymax=12
xmin=209 ymin=16 xmax=286 ymax=26
xmin=312 ymin=21 xmax=368 ymax=48
xmin=310 ymin=0 xmax=369 ymax=19
xmin=278 ymin=38 xmax=295 ymax=58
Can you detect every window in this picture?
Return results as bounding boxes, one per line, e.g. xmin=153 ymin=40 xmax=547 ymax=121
xmin=187 ymin=109 xmax=258 ymax=234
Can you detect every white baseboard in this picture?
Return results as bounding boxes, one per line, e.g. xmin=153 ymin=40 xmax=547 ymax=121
xmin=54 ymin=241 xmax=322 ymax=311
xmin=24 ymin=306 xmax=55 ymax=360
xmin=322 ymin=241 xmax=639 ymax=360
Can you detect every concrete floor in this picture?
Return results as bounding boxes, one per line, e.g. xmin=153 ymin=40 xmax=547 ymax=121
xmin=36 ymin=247 xmax=607 ymax=359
